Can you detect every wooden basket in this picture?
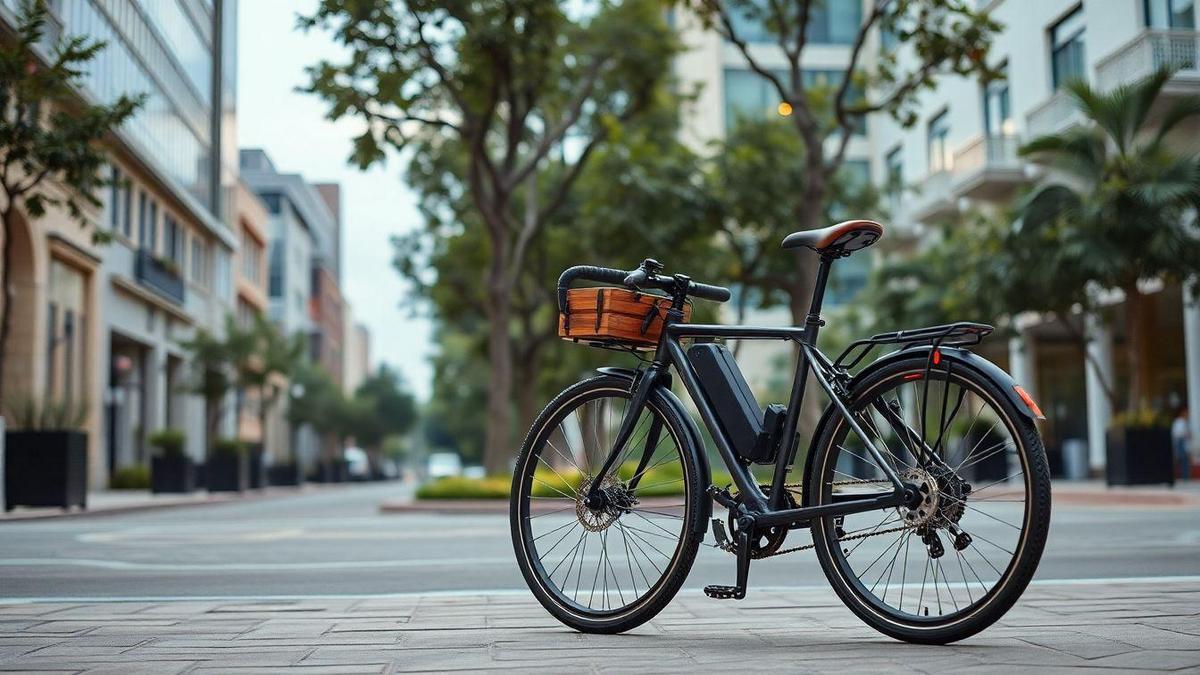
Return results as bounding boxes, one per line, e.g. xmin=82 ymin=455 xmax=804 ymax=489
xmin=558 ymin=287 xmax=690 ymax=349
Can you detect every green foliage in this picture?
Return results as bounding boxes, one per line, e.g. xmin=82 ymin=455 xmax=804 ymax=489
xmin=109 ymin=464 xmax=150 ymax=490
xmin=212 ymin=437 xmax=246 ymax=457
xmin=416 ymin=476 xmax=511 ymax=500
xmin=147 ymin=428 xmax=186 ymax=457
xmin=353 ymin=365 xmax=417 ymax=448
xmin=2 ymin=393 xmax=88 ymax=431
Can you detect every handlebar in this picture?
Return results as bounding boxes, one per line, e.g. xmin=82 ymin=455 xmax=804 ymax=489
xmin=556 ymin=261 xmax=731 ymax=314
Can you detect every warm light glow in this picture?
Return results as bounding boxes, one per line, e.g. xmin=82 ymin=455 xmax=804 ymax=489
xmin=777 ymin=102 xmax=793 ymax=116
xmin=1001 ymin=118 xmax=1017 ymax=136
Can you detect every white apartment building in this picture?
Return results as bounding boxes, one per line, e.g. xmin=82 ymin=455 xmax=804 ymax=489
xmin=868 ymin=0 xmax=1200 ymax=474
xmin=675 ymin=0 xmax=1200 ymax=473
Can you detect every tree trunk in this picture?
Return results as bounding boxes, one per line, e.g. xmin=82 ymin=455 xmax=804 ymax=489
xmin=516 ymin=351 xmax=539 ymax=436
xmin=0 ymin=207 xmax=15 ymax=404
xmin=1123 ymin=284 xmax=1146 ymax=412
xmin=483 ymin=264 xmax=514 ymax=475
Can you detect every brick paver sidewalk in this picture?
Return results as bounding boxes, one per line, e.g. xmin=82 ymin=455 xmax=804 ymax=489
xmin=1 ymin=580 xmax=1198 ymax=673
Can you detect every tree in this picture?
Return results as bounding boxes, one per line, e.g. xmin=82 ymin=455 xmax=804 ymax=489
xmin=177 ymin=325 xmax=237 ymax=458
xmin=233 ymin=314 xmax=306 ymax=463
xmin=684 ymin=0 xmax=1000 ymax=325
xmin=1016 ymin=68 xmax=1200 ymax=412
xmin=0 ymin=0 xmax=142 ymax=399
xmin=708 ymin=117 xmax=878 ymax=333
xmin=302 ymin=0 xmax=680 ymax=473
xmin=352 ymin=365 xmax=417 ymax=449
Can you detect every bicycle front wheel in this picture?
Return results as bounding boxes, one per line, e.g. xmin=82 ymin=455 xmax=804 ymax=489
xmin=510 ymin=375 xmax=704 ymax=634
xmin=807 ymin=354 xmax=1051 ymax=644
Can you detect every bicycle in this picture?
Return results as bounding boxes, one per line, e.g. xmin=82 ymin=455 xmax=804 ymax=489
xmin=509 ymin=219 xmax=1052 ymax=644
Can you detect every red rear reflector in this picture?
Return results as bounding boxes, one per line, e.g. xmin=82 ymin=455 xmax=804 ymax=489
xmin=932 ymin=349 xmax=941 ymax=365
xmin=904 ymin=373 xmax=922 ymax=380
xmin=1013 ymin=385 xmax=1044 ymax=419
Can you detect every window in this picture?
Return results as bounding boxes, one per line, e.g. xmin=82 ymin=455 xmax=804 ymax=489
xmin=884 ymin=145 xmax=904 ymax=196
xmin=45 ymin=259 xmax=86 ymax=404
xmin=259 ymin=192 xmax=282 ymax=214
xmin=190 ymin=237 xmax=209 ymax=287
xmin=983 ymin=63 xmax=1013 ymax=137
xmin=241 ymin=229 xmax=262 ymax=285
xmin=213 ymin=248 xmax=232 ymax=299
xmin=1146 ymin=0 xmax=1196 ymax=28
xmin=723 ymin=68 xmax=863 ymax=134
xmin=137 ymin=191 xmax=149 ymax=247
xmin=164 ymin=216 xmax=182 ymax=264
xmin=927 ymin=110 xmax=951 ymax=173
xmin=1050 ymin=7 xmax=1086 ymax=90
xmin=108 ymin=166 xmax=124 ymax=233
xmin=724 ymin=0 xmax=861 ymax=45
xmin=268 ymin=241 xmax=283 ymax=297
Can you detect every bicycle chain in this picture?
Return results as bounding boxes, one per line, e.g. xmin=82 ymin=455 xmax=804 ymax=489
xmin=715 ymin=479 xmax=917 ymax=559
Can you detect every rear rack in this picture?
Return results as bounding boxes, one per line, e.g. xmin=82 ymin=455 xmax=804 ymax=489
xmin=834 ymin=322 xmax=994 ymax=371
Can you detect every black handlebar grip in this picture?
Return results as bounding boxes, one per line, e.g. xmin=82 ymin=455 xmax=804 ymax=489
xmin=557 ymin=265 xmax=629 ymax=313
xmin=689 ymin=281 xmax=732 ymax=303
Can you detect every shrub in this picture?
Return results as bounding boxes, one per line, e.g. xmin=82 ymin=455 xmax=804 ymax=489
xmin=109 ymin=465 xmax=150 ymax=490
xmin=1111 ymin=409 xmax=1171 ymax=430
xmin=417 ymin=476 xmax=510 ymax=500
xmin=3 ymin=393 xmax=88 ymax=431
xmin=212 ymin=438 xmax=247 ymax=457
xmin=148 ymin=428 xmax=186 ymax=456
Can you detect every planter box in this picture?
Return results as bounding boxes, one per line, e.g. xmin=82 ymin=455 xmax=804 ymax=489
xmin=955 ymin=427 xmax=1009 ymax=483
xmin=1106 ymin=426 xmax=1173 ymax=486
xmin=4 ymin=430 xmax=87 ymax=511
xmin=206 ymin=454 xmax=247 ymax=492
xmin=266 ymin=463 xmax=302 ymax=487
xmin=247 ymin=445 xmax=265 ymax=490
xmin=151 ymin=455 xmax=194 ymax=493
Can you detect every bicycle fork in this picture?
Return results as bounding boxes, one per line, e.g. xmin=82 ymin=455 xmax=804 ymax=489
xmin=584 ymin=364 xmax=666 ymax=507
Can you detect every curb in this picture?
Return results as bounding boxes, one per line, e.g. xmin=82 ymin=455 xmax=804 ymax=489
xmin=0 ymin=483 xmax=359 ymax=523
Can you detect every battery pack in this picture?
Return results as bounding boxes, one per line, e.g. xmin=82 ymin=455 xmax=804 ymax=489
xmin=687 ymin=343 xmax=785 ymax=464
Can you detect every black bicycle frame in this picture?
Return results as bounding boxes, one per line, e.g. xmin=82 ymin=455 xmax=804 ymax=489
xmin=587 ymin=254 xmax=915 ymax=531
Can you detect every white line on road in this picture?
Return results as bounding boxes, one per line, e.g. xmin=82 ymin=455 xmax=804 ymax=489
xmin=0 ymin=575 xmax=1196 ymax=605
xmin=0 ymin=556 xmax=513 ymax=571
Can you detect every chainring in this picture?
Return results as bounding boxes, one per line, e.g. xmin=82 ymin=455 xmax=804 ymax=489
xmin=728 ymin=485 xmax=798 ymax=559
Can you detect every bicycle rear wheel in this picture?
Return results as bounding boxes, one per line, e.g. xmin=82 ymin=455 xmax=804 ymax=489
xmin=807 ymin=354 xmax=1051 ymax=644
xmin=510 ymin=375 xmax=704 ymax=634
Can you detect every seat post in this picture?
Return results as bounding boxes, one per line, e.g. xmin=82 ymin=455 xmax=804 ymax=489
xmin=804 ymin=253 xmax=836 ymax=346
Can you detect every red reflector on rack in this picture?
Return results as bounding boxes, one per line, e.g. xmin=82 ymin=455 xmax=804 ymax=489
xmin=904 ymin=373 xmax=922 ymax=380
xmin=932 ymin=349 xmax=941 ymax=365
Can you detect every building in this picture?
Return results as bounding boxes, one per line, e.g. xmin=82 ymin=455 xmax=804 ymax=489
xmin=864 ymin=0 xmax=1200 ymax=473
xmin=671 ymin=0 xmax=874 ymax=392
xmin=342 ymin=315 xmax=371 ymax=396
xmin=0 ymin=0 xmax=240 ymax=487
xmin=239 ymin=149 xmax=346 ymax=469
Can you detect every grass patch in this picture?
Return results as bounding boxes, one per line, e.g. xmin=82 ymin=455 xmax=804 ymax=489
xmin=416 ymin=462 xmax=737 ymax=500
xmin=416 ymin=476 xmax=510 ymax=500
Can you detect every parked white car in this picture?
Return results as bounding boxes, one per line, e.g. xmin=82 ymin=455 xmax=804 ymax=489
xmin=426 ymin=453 xmax=462 ymax=479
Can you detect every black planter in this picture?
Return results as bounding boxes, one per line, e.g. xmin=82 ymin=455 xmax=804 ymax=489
xmin=266 ymin=462 xmax=302 ymax=487
xmin=247 ymin=445 xmax=265 ymax=490
xmin=1106 ymin=426 xmax=1173 ymax=486
xmin=4 ymin=430 xmax=87 ymax=511
xmin=206 ymin=454 xmax=247 ymax=492
xmin=313 ymin=459 xmax=349 ymax=483
xmin=151 ymin=455 xmax=194 ymax=493
xmin=193 ymin=461 xmax=206 ymax=489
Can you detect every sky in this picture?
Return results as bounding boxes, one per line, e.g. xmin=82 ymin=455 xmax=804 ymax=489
xmin=236 ymin=0 xmax=434 ymax=400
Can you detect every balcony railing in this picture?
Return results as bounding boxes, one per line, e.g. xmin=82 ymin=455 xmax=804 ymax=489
xmin=1097 ymin=29 xmax=1200 ymax=92
xmin=135 ymin=249 xmax=185 ymax=305
xmin=908 ymin=170 xmax=956 ymax=223
xmin=951 ymin=134 xmax=1026 ymax=200
xmin=1026 ymin=89 xmax=1084 ymax=139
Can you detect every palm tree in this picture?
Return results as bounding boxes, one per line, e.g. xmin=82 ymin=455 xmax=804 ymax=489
xmin=1016 ymin=68 xmax=1200 ymax=412
xmin=233 ymin=314 xmax=304 ymax=464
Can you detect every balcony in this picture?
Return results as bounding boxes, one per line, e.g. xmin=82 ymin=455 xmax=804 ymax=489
xmin=135 ymin=249 xmax=185 ymax=305
xmin=1097 ymin=29 xmax=1200 ymax=94
xmin=951 ymin=134 xmax=1027 ymax=201
xmin=1026 ymin=90 xmax=1084 ymax=138
xmin=907 ymin=170 xmax=957 ymax=224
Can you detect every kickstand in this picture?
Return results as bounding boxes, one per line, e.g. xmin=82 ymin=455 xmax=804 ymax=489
xmin=704 ymin=528 xmax=751 ymax=600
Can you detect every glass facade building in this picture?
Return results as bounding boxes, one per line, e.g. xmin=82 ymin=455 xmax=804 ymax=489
xmin=1 ymin=0 xmax=232 ymax=218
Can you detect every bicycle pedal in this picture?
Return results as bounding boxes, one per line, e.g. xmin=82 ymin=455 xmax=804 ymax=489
xmin=703 ymin=584 xmax=745 ymax=600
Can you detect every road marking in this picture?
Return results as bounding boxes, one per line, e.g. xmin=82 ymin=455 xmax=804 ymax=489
xmin=0 ymin=556 xmax=513 ymax=571
xmin=0 ymin=575 xmax=1196 ymax=604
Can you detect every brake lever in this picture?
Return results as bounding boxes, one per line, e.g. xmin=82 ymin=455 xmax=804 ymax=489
xmin=625 ymin=258 xmax=664 ymax=290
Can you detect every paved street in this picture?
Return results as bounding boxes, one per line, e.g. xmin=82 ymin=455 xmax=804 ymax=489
xmin=1 ymin=482 xmax=1199 ymax=598
xmin=2 ymin=483 xmax=1199 ymax=672
xmin=0 ymin=579 xmax=1198 ymax=672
